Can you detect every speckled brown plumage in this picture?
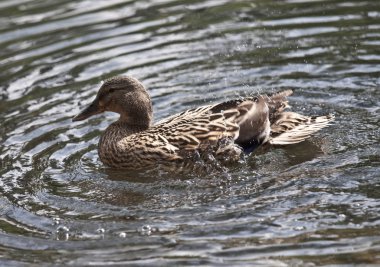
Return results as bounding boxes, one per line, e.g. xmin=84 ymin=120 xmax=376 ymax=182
xmin=73 ymin=76 xmax=334 ymax=170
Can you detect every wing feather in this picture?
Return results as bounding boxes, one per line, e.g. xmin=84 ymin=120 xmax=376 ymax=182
xmin=150 ymin=104 xmax=235 ymax=152
xmin=269 ymin=112 xmax=334 ymax=145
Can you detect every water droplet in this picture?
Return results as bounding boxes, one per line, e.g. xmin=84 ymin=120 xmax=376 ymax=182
xmin=56 ymin=225 xmax=69 ymax=233
xmin=140 ymin=225 xmax=152 ymax=235
xmin=294 ymin=226 xmax=306 ymax=231
xmin=53 ymin=217 xmax=60 ymax=225
xmin=56 ymin=225 xmax=70 ymax=241
xmin=96 ymin=228 xmax=105 ymax=234
xmin=119 ymin=232 xmax=127 ymax=238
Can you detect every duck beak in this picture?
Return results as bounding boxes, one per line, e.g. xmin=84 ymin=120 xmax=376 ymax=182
xmin=72 ymin=101 xmax=102 ymax=122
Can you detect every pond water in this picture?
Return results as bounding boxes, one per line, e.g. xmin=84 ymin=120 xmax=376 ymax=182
xmin=1 ymin=0 xmax=380 ymax=266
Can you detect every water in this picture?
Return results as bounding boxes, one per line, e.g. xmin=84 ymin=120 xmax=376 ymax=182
xmin=0 ymin=0 xmax=380 ymax=265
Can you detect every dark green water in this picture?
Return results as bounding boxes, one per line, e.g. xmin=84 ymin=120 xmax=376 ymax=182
xmin=0 ymin=0 xmax=380 ymax=266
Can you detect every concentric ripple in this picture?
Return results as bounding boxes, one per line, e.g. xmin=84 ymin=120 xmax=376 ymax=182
xmin=0 ymin=0 xmax=380 ymax=265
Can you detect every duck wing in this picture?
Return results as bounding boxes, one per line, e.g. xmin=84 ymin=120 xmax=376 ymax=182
xmin=154 ymin=97 xmax=270 ymax=152
xmin=263 ymin=90 xmax=334 ymax=145
xmin=264 ymin=89 xmax=293 ymax=124
xmin=154 ymin=104 xmax=240 ymax=151
xmin=269 ymin=113 xmax=334 ymax=145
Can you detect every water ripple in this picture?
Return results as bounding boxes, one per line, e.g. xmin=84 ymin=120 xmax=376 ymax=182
xmin=0 ymin=0 xmax=379 ymax=265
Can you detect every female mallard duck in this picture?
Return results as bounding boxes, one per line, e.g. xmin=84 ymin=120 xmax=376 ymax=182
xmin=73 ymin=76 xmax=333 ymax=170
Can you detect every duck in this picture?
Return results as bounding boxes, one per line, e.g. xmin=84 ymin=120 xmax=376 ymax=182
xmin=73 ymin=75 xmax=333 ymax=170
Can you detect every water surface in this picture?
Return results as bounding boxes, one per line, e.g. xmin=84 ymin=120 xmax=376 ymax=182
xmin=0 ymin=0 xmax=380 ymax=266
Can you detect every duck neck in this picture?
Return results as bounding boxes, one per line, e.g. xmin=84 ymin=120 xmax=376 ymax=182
xmin=118 ymin=109 xmax=152 ymax=133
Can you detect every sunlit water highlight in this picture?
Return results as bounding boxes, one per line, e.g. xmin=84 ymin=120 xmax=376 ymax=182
xmin=0 ymin=0 xmax=379 ymax=265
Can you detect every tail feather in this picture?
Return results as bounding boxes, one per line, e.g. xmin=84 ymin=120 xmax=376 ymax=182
xmin=269 ymin=113 xmax=334 ymax=145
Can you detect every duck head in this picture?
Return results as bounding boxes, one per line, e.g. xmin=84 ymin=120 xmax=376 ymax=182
xmin=73 ymin=76 xmax=153 ymax=128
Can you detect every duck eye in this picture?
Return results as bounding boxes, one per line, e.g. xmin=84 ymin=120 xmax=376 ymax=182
xmin=253 ymin=97 xmax=259 ymax=103
xmin=109 ymin=88 xmax=117 ymax=93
